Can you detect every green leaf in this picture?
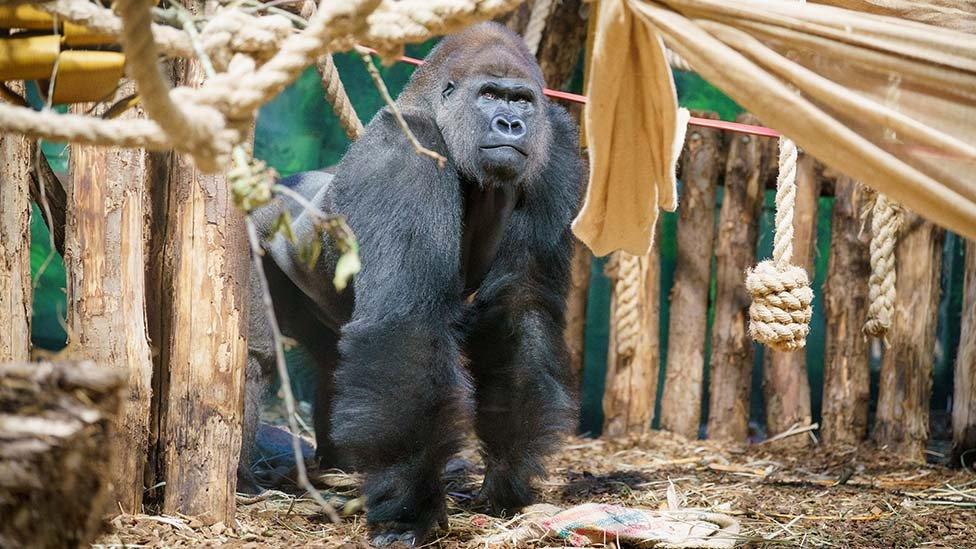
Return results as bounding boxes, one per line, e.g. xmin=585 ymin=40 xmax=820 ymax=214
xmin=333 ymin=247 xmax=361 ymax=292
xmin=272 ymin=211 xmax=297 ymax=245
xmin=299 ymin=237 xmax=322 ymax=271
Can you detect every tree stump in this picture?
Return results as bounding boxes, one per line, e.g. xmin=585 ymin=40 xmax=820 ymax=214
xmin=821 ymin=176 xmax=871 ymax=446
xmin=660 ymin=113 xmax=723 ymax=439
xmin=0 ymin=361 xmax=123 ymax=549
xmin=706 ymin=114 xmax=774 ymax=441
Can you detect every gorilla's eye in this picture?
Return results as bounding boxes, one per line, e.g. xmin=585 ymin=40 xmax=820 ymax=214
xmin=515 ymin=97 xmax=531 ymax=106
xmin=481 ymin=90 xmax=497 ymax=100
xmin=442 ymin=81 xmax=456 ymax=99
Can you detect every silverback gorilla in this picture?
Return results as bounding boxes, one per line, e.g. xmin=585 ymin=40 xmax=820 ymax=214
xmin=242 ymin=22 xmax=582 ymax=545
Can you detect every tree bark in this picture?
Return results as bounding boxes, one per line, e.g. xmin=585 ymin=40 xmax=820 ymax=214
xmin=0 ymin=361 xmax=123 ymax=549
xmin=706 ymin=114 xmax=773 ymax=441
xmin=953 ymin=240 xmax=976 ymax=467
xmin=151 ymin=55 xmax=250 ymax=523
xmin=873 ymin=215 xmax=943 ymax=462
xmin=565 ymin=240 xmax=591 ymax=387
xmin=0 ymin=104 xmax=32 ymax=364
xmin=63 ymin=90 xmax=155 ymax=514
xmin=762 ymin=154 xmax=818 ymax=448
xmin=659 ymin=113 xmax=723 ymax=439
xmin=536 ymin=0 xmax=589 ymax=90
xmin=603 ymin=249 xmax=661 ymax=437
xmin=821 ymin=176 xmax=871 ymax=446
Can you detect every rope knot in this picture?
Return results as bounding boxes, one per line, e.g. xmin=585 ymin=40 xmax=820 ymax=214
xmin=745 ymin=260 xmax=813 ymax=352
xmin=202 ymin=11 xmax=294 ymax=71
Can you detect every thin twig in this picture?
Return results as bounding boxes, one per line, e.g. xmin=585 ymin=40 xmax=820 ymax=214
xmin=759 ymin=422 xmax=819 ymax=446
xmin=245 ymin=218 xmax=341 ymax=524
xmin=354 ymin=45 xmax=447 ymax=168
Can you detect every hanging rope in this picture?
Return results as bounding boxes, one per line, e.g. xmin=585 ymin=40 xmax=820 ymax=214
xmin=863 ymin=193 xmax=903 ymax=338
xmin=606 ymin=252 xmax=642 ymax=359
xmin=317 ymin=55 xmax=364 ymax=140
xmin=745 ymin=137 xmax=814 ymax=352
xmin=523 ymin=0 xmax=554 ymax=56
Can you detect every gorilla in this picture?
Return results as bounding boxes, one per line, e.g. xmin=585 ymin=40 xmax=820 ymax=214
xmin=242 ymin=22 xmax=582 ymax=545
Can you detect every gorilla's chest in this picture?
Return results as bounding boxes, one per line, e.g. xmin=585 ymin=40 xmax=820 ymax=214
xmin=460 ymin=182 xmax=519 ymax=295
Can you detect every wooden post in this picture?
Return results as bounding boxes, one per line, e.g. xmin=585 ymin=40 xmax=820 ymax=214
xmin=762 ymin=154 xmax=818 ymax=447
xmin=63 ymin=88 xmax=155 ymax=514
xmin=659 ymin=114 xmax=722 ymax=439
xmin=873 ymin=215 xmax=944 ymax=461
xmin=821 ymin=176 xmax=871 ymax=446
xmin=565 ymin=240 xmax=591 ymax=386
xmin=603 ymin=249 xmax=660 ymax=437
xmin=706 ymin=114 xmax=772 ymax=441
xmin=0 ymin=94 xmax=32 ymax=363
xmin=535 ymin=0 xmax=590 ymax=90
xmin=151 ymin=57 xmax=250 ymax=522
xmin=0 ymin=361 xmax=123 ymax=548
xmin=953 ymin=240 xmax=976 ymax=466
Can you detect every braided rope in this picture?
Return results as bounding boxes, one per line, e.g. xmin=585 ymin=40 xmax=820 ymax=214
xmin=745 ymin=137 xmax=813 ymax=352
xmin=317 ymin=55 xmax=365 ymax=140
xmin=863 ymin=193 xmax=903 ymax=338
xmin=606 ymin=252 xmax=642 ymax=359
xmin=522 ymin=0 xmax=554 ymax=56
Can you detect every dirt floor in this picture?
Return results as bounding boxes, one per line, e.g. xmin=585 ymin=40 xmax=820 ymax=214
xmin=95 ymin=426 xmax=976 ymax=548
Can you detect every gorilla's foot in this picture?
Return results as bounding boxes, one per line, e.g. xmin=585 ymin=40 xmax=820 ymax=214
xmin=479 ymin=467 xmax=534 ymax=517
xmin=370 ymin=528 xmax=418 ymax=547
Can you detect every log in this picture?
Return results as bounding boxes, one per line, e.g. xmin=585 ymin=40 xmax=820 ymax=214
xmin=0 ymin=95 xmax=32 ymax=363
xmin=603 ymin=248 xmax=661 ymax=437
xmin=63 ymin=88 xmax=155 ymax=513
xmin=821 ymin=176 xmax=871 ymax=446
xmin=150 ymin=53 xmax=250 ymax=522
xmin=659 ymin=113 xmax=723 ymax=439
xmin=0 ymin=361 xmax=123 ymax=549
xmin=873 ymin=215 xmax=944 ymax=461
xmin=953 ymin=240 xmax=976 ymax=467
xmin=706 ymin=114 xmax=774 ymax=441
xmin=762 ymin=153 xmax=818 ymax=448
xmin=565 ymin=240 xmax=591 ymax=387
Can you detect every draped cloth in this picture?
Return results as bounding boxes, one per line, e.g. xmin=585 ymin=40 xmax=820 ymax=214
xmin=572 ymin=0 xmax=976 ymax=257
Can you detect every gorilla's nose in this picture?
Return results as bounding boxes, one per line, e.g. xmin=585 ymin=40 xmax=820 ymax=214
xmin=492 ymin=115 xmax=526 ymax=138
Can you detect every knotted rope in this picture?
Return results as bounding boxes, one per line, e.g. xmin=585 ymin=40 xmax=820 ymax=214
xmin=606 ymin=252 xmax=642 ymax=359
xmin=863 ymin=193 xmax=903 ymax=338
xmin=745 ymin=137 xmax=813 ymax=352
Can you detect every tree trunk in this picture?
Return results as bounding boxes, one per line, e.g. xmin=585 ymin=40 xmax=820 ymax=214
xmin=0 ymin=361 xmax=123 ymax=549
xmin=953 ymin=240 xmax=976 ymax=467
xmin=536 ymin=0 xmax=590 ymax=90
xmin=565 ymin=240 xmax=591 ymax=387
xmin=706 ymin=114 xmax=772 ymax=441
xmin=762 ymin=153 xmax=818 ymax=448
xmin=151 ymin=56 xmax=250 ymax=523
xmin=873 ymin=215 xmax=943 ymax=462
xmin=0 ymin=96 xmax=32 ymax=363
xmin=821 ymin=176 xmax=871 ymax=446
xmin=603 ymin=249 xmax=661 ymax=437
xmin=63 ymin=90 xmax=155 ymax=514
xmin=659 ymin=113 xmax=722 ymax=439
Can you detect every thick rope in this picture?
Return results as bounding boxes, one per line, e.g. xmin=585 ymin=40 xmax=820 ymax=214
xmin=522 ymin=0 xmax=554 ymax=56
xmin=317 ymin=55 xmax=365 ymax=140
xmin=863 ymin=193 xmax=903 ymax=338
xmin=607 ymin=252 xmax=642 ymax=359
xmin=745 ymin=136 xmax=813 ymax=352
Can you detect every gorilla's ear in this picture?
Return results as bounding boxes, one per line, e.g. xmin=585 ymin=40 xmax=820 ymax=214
xmin=441 ymin=81 xmax=456 ymax=100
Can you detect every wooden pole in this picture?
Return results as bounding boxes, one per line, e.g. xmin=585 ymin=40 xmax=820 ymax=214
xmin=821 ymin=176 xmax=871 ymax=446
xmin=873 ymin=215 xmax=943 ymax=461
xmin=0 ymin=361 xmax=123 ymax=549
xmin=151 ymin=56 xmax=250 ymax=522
xmin=565 ymin=240 xmax=591 ymax=386
xmin=953 ymin=240 xmax=976 ymax=467
xmin=706 ymin=114 xmax=772 ymax=441
xmin=762 ymin=154 xmax=818 ymax=448
xmin=659 ymin=113 xmax=722 ymax=439
xmin=63 ymin=86 xmax=155 ymax=514
xmin=0 ymin=84 xmax=32 ymax=363
xmin=603 ymin=249 xmax=661 ymax=437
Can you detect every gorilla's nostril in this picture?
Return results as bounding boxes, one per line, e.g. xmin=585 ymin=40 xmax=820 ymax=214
xmin=492 ymin=115 xmax=526 ymax=138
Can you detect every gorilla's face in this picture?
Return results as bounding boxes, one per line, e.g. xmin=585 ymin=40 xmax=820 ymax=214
xmin=437 ymin=74 xmax=552 ymax=188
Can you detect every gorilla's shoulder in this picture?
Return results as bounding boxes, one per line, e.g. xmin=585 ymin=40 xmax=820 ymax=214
xmin=277 ymin=169 xmax=335 ymax=198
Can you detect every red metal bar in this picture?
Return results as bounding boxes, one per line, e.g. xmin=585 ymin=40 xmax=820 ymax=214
xmin=363 ymin=48 xmax=783 ymax=138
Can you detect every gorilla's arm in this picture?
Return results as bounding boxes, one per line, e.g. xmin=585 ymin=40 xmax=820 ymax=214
xmin=327 ymin=108 xmax=470 ymax=539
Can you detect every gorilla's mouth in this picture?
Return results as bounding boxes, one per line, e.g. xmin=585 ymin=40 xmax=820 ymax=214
xmin=480 ymin=144 xmax=527 ymax=157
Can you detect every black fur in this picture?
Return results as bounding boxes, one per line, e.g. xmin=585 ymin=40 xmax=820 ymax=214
xmin=241 ymin=22 xmax=582 ymax=545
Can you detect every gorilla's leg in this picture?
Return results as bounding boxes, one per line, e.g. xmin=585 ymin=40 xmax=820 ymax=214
xmin=466 ymin=307 xmax=576 ymax=515
xmin=330 ymin=318 xmax=470 ymax=545
xmin=239 ymin=353 xmax=272 ymax=494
